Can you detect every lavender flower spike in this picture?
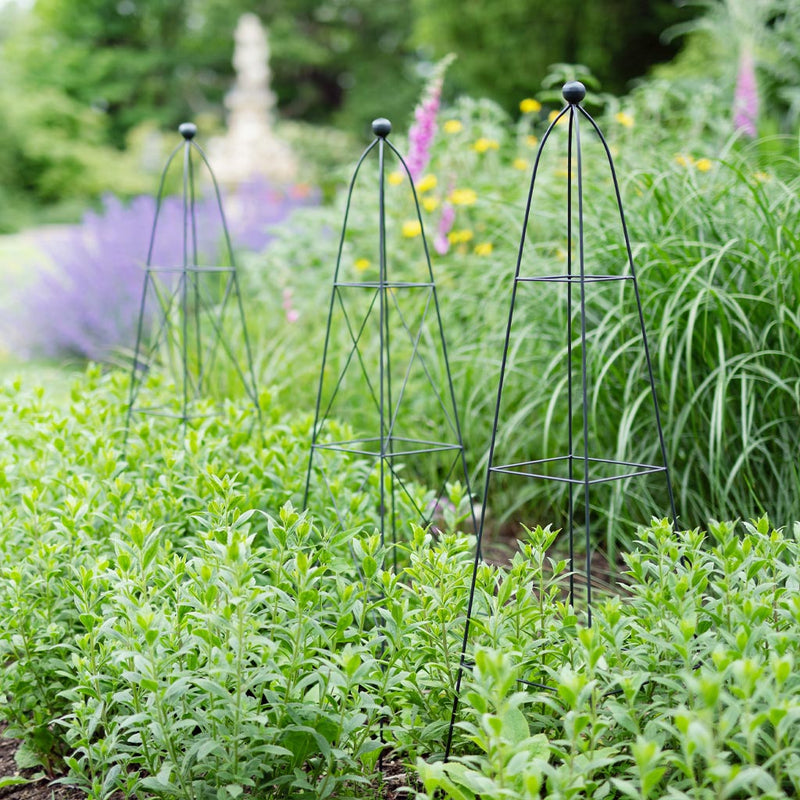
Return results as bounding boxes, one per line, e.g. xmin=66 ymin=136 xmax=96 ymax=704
xmin=733 ymin=47 xmax=759 ymax=138
xmin=406 ymin=54 xmax=456 ymax=182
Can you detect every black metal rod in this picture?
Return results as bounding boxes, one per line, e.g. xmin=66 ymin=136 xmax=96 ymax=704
xmin=567 ymin=106 xmax=576 ymax=608
xmin=377 ymin=135 xmax=388 ymax=549
xmin=303 ymin=139 xmax=379 ymax=507
xmin=181 ymin=139 xmax=191 ymax=436
xmin=445 ymin=106 xmax=568 ymax=761
xmin=574 ymin=106 xmax=593 ymax=628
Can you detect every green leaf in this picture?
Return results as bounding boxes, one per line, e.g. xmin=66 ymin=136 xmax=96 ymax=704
xmin=610 ymin=778 xmax=643 ymax=800
xmin=14 ymin=740 xmax=47 ymax=770
xmin=0 ymin=776 xmax=32 ymax=789
xmin=501 ymin=707 xmax=531 ymax=746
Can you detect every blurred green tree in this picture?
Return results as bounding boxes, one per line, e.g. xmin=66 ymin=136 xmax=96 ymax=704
xmin=3 ymin=0 xmax=419 ymax=142
xmin=6 ymin=0 xmax=218 ymax=143
xmin=244 ymin=0 xmax=420 ymax=130
xmin=411 ymin=0 xmax=696 ymax=108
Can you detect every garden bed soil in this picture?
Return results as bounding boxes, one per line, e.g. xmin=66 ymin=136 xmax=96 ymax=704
xmin=0 ymin=727 xmax=84 ymax=800
xmin=0 ymin=726 xmax=412 ymax=800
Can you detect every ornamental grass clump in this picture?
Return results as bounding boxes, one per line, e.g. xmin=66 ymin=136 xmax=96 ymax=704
xmin=580 ymin=153 xmax=800 ymax=541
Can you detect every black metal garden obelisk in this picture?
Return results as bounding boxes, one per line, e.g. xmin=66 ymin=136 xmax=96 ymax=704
xmin=123 ymin=123 xmax=261 ymax=446
xmin=303 ymin=118 xmax=476 ymax=558
xmin=444 ymin=82 xmax=677 ymax=758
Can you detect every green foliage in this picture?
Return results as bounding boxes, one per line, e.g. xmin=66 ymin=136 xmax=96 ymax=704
xmin=3 ymin=0 xmax=419 ymax=143
xmin=418 ymin=517 xmax=800 ymax=800
xmin=0 ymin=370 xmax=799 ymax=797
xmin=0 ymin=25 xmax=159 ymax=223
xmin=247 ymin=72 xmax=800 ymax=557
xmin=250 ymin=0 xmax=420 ymax=130
xmin=0 ymin=0 xmax=418 ymax=217
xmin=417 ymin=649 xmax=549 ymax=800
xmin=18 ymin=0 xmax=212 ymax=140
xmin=581 ymin=140 xmax=800 ymax=542
xmin=411 ymin=0 xmax=694 ymax=111
xmin=657 ymin=0 xmax=800 ymax=136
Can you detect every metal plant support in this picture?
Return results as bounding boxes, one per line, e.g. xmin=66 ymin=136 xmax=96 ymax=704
xmin=445 ymin=82 xmax=677 ymax=758
xmin=124 ymin=123 xmax=261 ymax=445
xmin=303 ymin=118 xmax=476 ymax=555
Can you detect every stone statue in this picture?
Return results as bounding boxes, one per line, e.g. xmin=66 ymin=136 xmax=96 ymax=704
xmin=210 ymin=14 xmax=298 ymax=185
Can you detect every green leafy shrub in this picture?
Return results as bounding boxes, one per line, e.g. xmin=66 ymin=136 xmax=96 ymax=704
xmin=0 ymin=368 xmax=799 ymax=798
xmin=418 ymin=516 xmax=800 ymax=800
xmin=0 ymin=367 xmax=474 ymax=796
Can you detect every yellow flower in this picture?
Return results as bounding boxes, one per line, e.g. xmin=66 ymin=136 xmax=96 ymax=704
xmin=754 ymin=171 xmax=771 ymax=183
xmin=473 ymin=137 xmax=500 ymax=153
xmin=674 ymin=154 xmax=694 ymax=167
xmin=615 ymin=111 xmax=634 ymax=128
xmin=695 ymin=158 xmax=712 ymax=172
xmin=474 ymin=242 xmax=493 ymax=256
xmin=548 ymin=110 xmax=567 ymax=126
xmin=416 ymin=174 xmax=437 ymax=193
xmin=402 ymin=220 xmax=422 ymax=238
xmin=422 ymin=197 xmax=440 ymax=212
xmin=354 ymin=258 xmax=371 ymax=272
xmin=519 ymin=98 xmax=542 ymax=114
xmin=448 ymin=229 xmax=474 ymax=244
xmin=449 ymin=188 xmax=477 ymax=205
xmin=388 ymin=171 xmax=404 ymax=186
xmin=526 ymin=135 xmax=539 ymax=148
xmin=513 ymin=158 xmax=530 ymax=171
xmin=443 ymin=119 xmax=463 ymax=134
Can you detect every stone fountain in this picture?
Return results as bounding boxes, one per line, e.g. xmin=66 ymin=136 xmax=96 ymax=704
xmin=210 ymin=13 xmax=298 ymax=185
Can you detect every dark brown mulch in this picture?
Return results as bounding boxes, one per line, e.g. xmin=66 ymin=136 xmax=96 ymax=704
xmin=0 ymin=727 xmax=84 ymax=800
xmin=1 ymin=726 xmax=416 ymax=800
xmin=375 ymin=755 xmax=416 ymax=799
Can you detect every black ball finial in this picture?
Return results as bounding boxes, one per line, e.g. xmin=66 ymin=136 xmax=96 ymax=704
xmin=562 ymin=81 xmax=586 ymax=105
xmin=179 ymin=122 xmax=197 ymax=140
xmin=372 ymin=118 xmax=392 ymax=138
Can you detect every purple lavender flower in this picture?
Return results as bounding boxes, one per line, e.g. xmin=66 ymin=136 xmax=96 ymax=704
xmin=6 ymin=180 xmax=316 ymax=361
xmin=220 ymin=178 xmax=317 ymax=254
xmin=406 ymin=54 xmax=455 ymax=182
xmin=733 ymin=47 xmax=759 ymax=138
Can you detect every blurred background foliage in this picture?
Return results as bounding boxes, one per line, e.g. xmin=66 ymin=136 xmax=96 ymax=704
xmin=0 ymin=0 xmax=699 ymax=228
xmin=411 ymin=0 xmax=693 ymax=107
xmin=4 ymin=0 xmax=800 ymax=230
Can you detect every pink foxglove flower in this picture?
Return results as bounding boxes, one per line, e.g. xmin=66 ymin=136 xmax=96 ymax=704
xmin=406 ymin=54 xmax=455 ymax=182
xmin=434 ymin=203 xmax=456 ymax=255
xmin=282 ymin=288 xmax=299 ymax=323
xmin=733 ymin=48 xmax=759 ymax=138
